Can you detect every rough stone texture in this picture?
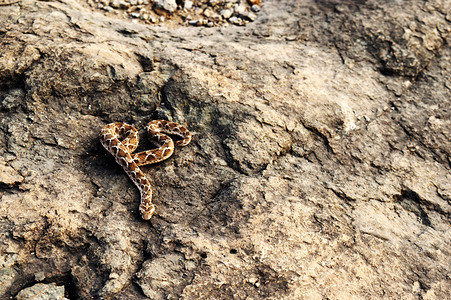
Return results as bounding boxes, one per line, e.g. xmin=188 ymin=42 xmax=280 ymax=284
xmin=16 ymin=282 xmax=69 ymax=300
xmin=0 ymin=0 xmax=450 ymax=299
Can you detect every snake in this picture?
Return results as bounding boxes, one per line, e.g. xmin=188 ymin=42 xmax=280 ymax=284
xmin=100 ymin=120 xmax=191 ymax=220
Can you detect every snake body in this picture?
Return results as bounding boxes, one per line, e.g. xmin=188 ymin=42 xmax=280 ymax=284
xmin=100 ymin=120 xmax=191 ymax=220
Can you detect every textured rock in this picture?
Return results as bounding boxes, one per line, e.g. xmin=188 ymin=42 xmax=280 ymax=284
xmin=153 ymin=0 xmax=177 ymax=13
xmin=16 ymin=283 xmax=68 ymax=300
xmin=0 ymin=254 xmax=18 ymax=295
xmin=0 ymin=0 xmax=450 ymax=299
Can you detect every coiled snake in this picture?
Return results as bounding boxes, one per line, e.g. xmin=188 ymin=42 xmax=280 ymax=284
xmin=100 ymin=120 xmax=191 ymax=220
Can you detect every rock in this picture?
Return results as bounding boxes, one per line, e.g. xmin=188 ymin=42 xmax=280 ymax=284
xmin=219 ymin=8 xmax=233 ymax=19
xmin=251 ymin=4 xmax=260 ymax=12
xmin=118 ymin=0 xmax=130 ymax=9
xmin=0 ymin=254 xmax=18 ymax=295
xmin=239 ymin=11 xmax=257 ymax=22
xmin=136 ymin=254 xmax=195 ymax=300
xmin=228 ymin=16 xmax=244 ymax=25
xmin=16 ymin=283 xmax=68 ymax=300
xmin=153 ymin=0 xmax=177 ymax=14
xmin=110 ymin=0 xmax=120 ymax=8
xmin=0 ymin=0 xmax=450 ymax=299
xmin=0 ymin=88 xmax=24 ymax=111
xmin=188 ymin=19 xmax=198 ymax=26
xmin=0 ymin=158 xmax=24 ymax=186
xmin=184 ymin=0 xmax=193 ymax=10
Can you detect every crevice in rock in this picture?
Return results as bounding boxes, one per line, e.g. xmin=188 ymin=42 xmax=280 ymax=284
xmin=328 ymin=186 xmax=358 ymax=203
xmin=300 ymin=123 xmax=333 ymax=154
xmin=135 ymin=53 xmax=155 ymax=72
xmin=394 ymin=189 xmax=432 ymax=227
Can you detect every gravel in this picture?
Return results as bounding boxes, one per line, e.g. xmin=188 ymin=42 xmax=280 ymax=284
xmin=85 ymin=0 xmax=262 ymax=26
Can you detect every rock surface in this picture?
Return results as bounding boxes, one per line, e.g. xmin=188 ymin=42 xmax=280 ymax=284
xmin=0 ymin=0 xmax=450 ymax=299
xmin=16 ymin=282 xmax=69 ymax=300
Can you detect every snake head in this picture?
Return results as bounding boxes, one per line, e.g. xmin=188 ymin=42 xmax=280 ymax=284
xmin=139 ymin=202 xmax=156 ymax=220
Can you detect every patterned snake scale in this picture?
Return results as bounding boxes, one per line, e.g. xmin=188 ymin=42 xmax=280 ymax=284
xmin=100 ymin=120 xmax=191 ymax=220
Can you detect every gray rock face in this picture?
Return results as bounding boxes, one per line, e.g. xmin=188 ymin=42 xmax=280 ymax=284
xmin=0 ymin=0 xmax=450 ymax=299
xmin=16 ymin=283 xmax=68 ymax=300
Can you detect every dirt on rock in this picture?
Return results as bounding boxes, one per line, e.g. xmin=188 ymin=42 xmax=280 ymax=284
xmin=0 ymin=0 xmax=450 ymax=299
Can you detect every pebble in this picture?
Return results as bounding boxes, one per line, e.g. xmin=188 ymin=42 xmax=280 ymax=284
xmin=240 ymin=11 xmax=257 ymax=21
xmin=233 ymin=3 xmax=246 ymax=14
xmin=203 ymin=7 xmax=214 ymax=18
xmin=251 ymin=4 xmax=260 ymax=12
xmin=198 ymin=18 xmax=208 ymax=26
xmin=209 ymin=0 xmax=222 ymax=7
xmin=119 ymin=1 xmax=130 ymax=9
xmin=229 ymin=16 xmax=243 ymax=25
xmin=154 ymin=0 xmax=177 ymax=13
xmin=103 ymin=5 xmax=114 ymax=12
xmin=220 ymin=9 xmax=233 ymax=19
xmin=110 ymin=0 xmax=119 ymax=8
xmin=184 ymin=0 xmax=193 ymax=10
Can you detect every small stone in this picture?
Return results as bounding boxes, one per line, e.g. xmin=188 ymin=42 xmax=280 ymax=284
xmin=229 ymin=16 xmax=243 ymax=25
xmin=223 ymin=2 xmax=233 ymax=9
xmin=233 ymin=4 xmax=246 ymax=14
xmin=219 ymin=9 xmax=233 ymax=19
xmin=198 ymin=18 xmax=208 ymax=26
xmin=130 ymin=12 xmax=140 ymax=18
xmin=129 ymin=0 xmax=137 ymax=5
xmin=110 ymin=0 xmax=119 ymax=8
xmin=248 ymin=275 xmax=260 ymax=287
xmin=188 ymin=19 xmax=198 ymax=26
xmin=119 ymin=1 xmax=130 ymax=9
xmin=203 ymin=8 xmax=214 ymax=18
xmin=0 ymin=163 xmax=24 ymax=186
xmin=153 ymin=0 xmax=177 ymax=13
xmin=209 ymin=0 xmax=223 ymax=7
xmin=103 ymin=5 xmax=114 ymax=12
xmin=240 ymin=11 xmax=257 ymax=21
xmin=251 ymin=4 xmax=260 ymax=12
xmin=184 ymin=0 xmax=193 ymax=10
xmin=35 ymin=272 xmax=45 ymax=281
